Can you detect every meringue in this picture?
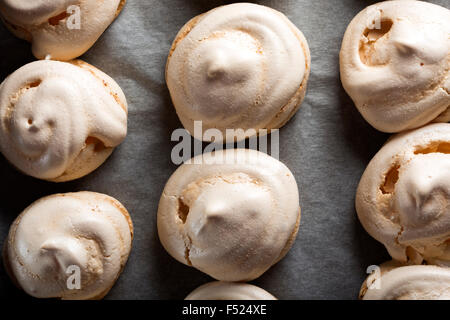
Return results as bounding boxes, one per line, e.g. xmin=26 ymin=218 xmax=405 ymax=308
xmin=360 ymin=262 xmax=450 ymax=300
xmin=157 ymin=149 xmax=300 ymax=281
xmin=0 ymin=59 xmax=128 ymax=182
xmin=3 ymin=192 xmax=133 ymax=300
xmin=356 ymin=123 xmax=450 ymax=265
xmin=0 ymin=0 xmax=126 ymax=60
xmin=340 ymin=0 xmax=450 ymax=133
xmin=166 ymin=3 xmax=310 ymax=142
xmin=185 ymin=281 xmax=277 ymax=300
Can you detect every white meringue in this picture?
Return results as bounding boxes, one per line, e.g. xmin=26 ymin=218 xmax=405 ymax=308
xmin=340 ymin=0 xmax=450 ymax=133
xmin=356 ymin=123 xmax=450 ymax=265
xmin=3 ymin=192 xmax=133 ymax=300
xmin=360 ymin=262 xmax=450 ymax=300
xmin=0 ymin=59 xmax=128 ymax=182
xmin=157 ymin=149 xmax=300 ymax=282
xmin=0 ymin=0 xmax=125 ymax=60
xmin=166 ymin=3 xmax=310 ymax=142
xmin=185 ymin=281 xmax=277 ymax=300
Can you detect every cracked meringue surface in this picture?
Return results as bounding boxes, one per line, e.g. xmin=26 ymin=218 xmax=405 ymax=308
xmin=356 ymin=123 xmax=450 ymax=265
xmin=0 ymin=0 xmax=126 ymax=60
xmin=340 ymin=0 xmax=450 ymax=133
xmin=0 ymin=59 xmax=128 ymax=182
xmin=157 ymin=149 xmax=300 ymax=282
xmin=360 ymin=262 xmax=450 ymax=300
xmin=3 ymin=192 xmax=133 ymax=300
xmin=166 ymin=3 xmax=310 ymax=142
xmin=185 ymin=281 xmax=277 ymax=300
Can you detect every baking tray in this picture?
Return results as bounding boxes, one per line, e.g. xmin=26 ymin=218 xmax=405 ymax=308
xmin=0 ymin=0 xmax=448 ymax=300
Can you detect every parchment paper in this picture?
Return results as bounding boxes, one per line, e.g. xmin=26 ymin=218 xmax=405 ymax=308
xmin=0 ymin=0 xmax=448 ymax=300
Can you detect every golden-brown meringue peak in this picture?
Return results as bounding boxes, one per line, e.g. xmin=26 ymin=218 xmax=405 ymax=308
xmin=157 ymin=149 xmax=300 ymax=282
xmin=185 ymin=281 xmax=277 ymax=300
xmin=356 ymin=123 xmax=450 ymax=265
xmin=166 ymin=3 xmax=310 ymax=142
xmin=360 ymin=262 xmax=450 ymax=300
xmin=3 ymin=192 xmax=133 ymax=300
xmin=340 ymin=1 xmax=450 ymax=133
xmin=0 ymin=60 xmax=128 ymax=182
xmin=0 ymin=0 xmax=126 ymax=60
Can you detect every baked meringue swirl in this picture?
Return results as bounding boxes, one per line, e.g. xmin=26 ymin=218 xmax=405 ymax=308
xmin=166 ymin=3 xmax=310 ymax=142
xmin=0 ymin=60 xmax=127 ymax=182
xmin=356 ymin=123 xmax=450 ymax=265
xmin=340 ymin=0 xmax=450 ymax=133
xmin=185 ymin=281 xmax=277 ymax=300
xmin=3 ymin=192 xmax=133 ymax=300
xmin=157 ymin=149 xmax=300 ymax=281
xmin=0 ymin=0 xmax=126 ymax=60
xmin=361 ymin=263 xmax=450 ymax=300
